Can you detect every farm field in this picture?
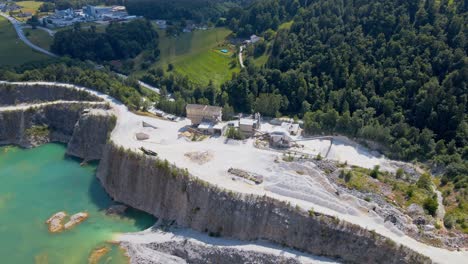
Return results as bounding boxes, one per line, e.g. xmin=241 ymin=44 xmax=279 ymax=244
xmin=12 ymin=1 xmax=44 ymax=21
xmin=24 ymin=28 xmax=53 ymax=51
xmin=17 ymin=1 xmax=43 ymax=13
xmin=137 ymin=27 xmax=239 ymax=87
xmin=0 ymin=16 xmax=48 ymax=66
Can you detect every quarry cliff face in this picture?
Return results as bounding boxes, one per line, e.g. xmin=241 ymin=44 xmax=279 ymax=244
xmin=0 ymin=82 xmax=432 ymax=263
xmin=0 ymin=84 xmax=101 ymax=105
xmin=97 ymin=144 xmax=431 ymax=264
xmin=0 ymin=103 xmax=114 ymax=161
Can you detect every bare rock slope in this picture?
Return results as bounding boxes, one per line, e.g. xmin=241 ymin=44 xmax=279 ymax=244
xmin=97 ymin=144 xmax=430 ymax=264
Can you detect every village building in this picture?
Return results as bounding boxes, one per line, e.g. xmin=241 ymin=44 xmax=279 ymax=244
xmin=250 ymin=34 xmax=261 ymax=43
xmin=186 ymin=104 xmax=222 ymax=126
xmin=154 ymin=19 xmax=167 ymax=29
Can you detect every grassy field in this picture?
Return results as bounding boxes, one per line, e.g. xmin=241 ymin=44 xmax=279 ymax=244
xmin=24 ymin=28 xmax=53 ymax=51
xmin=11 ymin=1 xmax=44 ymax=21
xmin=137 ymin=27 xmax=239 ymax=87
xmin=17 ymin=1 xmax=43 ymax=13
xmin=0 ymin=16 xmax=48 ymax=66
xmin=279 ymin=20 xmax=294 ymax=30
xmin=252 ymin=47 xmax=270 ymax=67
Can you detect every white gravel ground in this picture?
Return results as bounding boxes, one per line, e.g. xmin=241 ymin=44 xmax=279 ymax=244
xmin=118 ymin=227 xmax=338 ymax=264
xmin=2 ymin=81 xmax=467 ymax=264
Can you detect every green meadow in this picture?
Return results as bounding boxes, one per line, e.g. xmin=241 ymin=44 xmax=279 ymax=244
xmin=137 ymin=27 xmax=239 ymax=87
xmin=24 ymin=28 xmax=53 ymax=51
xmin=0 ymin=16 xmax=48 ymax=66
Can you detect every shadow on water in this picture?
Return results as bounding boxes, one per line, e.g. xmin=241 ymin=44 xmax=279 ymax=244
xmin=63 ymin=151 xmax=156 ymax=229
xmin=85 ymin=163 xmax=156 ymax=230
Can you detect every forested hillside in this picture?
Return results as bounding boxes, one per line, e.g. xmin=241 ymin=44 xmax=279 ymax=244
xmin=125 ymin=0 xmax=252 ymax=23
xmin=0 ymin=60 xmax=148 ymax=110
xmin=51 ymin=19 xmax=159 ymax=61
xmin=223 ymin=0 xmax=466 ymax=164
xmin=226 ymin=0 xmax=299 ymax=36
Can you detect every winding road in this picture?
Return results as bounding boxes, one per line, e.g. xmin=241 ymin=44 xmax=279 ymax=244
xmin=0 ymin=12 xmax=57 ymax=57
xmin=239 ymin=45 xmax=245 ymax=68
xmin=1 ymin=12 xmax=162 ymax=95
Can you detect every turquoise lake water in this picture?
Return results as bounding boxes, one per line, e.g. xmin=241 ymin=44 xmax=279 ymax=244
xmin=0 ymin=144 xmax=155 ymax=263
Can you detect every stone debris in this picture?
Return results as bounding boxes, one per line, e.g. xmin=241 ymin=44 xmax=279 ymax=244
xmin=88 ymin=245 xmax=111 ymax=264
xmin=184 ymin=151 xmax=213 ymax=165
xmin=46 ymin=211 xmax=67 ymax=233
xmin=106 ymin=204 xmax=128 ymax=216
xmin=64 ymin=212 xmax=89 ymax=230
xmin=407 ymin=203 xmax=425 ymax=218
xmin=228 ymin=168 xmax=263 ymax=184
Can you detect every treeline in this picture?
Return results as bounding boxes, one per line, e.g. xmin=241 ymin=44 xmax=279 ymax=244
xmin=51 ymin=19 xmax=159 ymax=61
xmin=125 ymin=0 xmax=252 ymax=23
xmin=140 ymin=67 xmax=222 ymax=116
xmin=0 ymin=60 xmax=144 ymax=110
xmin=226 ymin=0 xmax=302 ymax=37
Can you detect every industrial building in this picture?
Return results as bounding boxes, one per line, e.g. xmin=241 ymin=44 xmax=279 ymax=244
xmin=186 ymin=104 xmax=222 ymax=125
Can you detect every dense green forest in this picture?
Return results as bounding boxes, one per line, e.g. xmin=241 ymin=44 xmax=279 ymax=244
xmin=226 ymin=0 xmax=300 ymax=37
xmin=149 ymin=0 xmax=467 ymax=204
xmin=5 ymin=0 xmax=467 ymax=229
xmin=125 ymin=0 xmax=252 ymax=23
xmin=0 ymin=60 xmax=146 ymax=110
xmin=51 ymin=19 xmax=159 ymax=61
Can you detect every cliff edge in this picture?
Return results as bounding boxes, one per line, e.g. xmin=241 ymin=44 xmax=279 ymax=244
xmin=97 ymin=143 xmax=431 ymax=264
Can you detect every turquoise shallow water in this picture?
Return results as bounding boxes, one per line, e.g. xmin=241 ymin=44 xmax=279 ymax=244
xmin=0 ymin=144 xmax=155 ymax=264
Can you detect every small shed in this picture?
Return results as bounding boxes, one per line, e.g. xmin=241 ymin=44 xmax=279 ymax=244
xmin=239 ymin=118 xmax=258 ymax=137
xmin=213 ymin=122 xmax=227 ymax=135
xmin=198 ymin=122 xmax=214 ymax=134
xmin=250 ymin=34 xmax=261 ymax=43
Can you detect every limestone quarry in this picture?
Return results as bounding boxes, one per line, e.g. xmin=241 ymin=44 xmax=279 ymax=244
xmin=0 ymin=81 xmax=467 ymax=264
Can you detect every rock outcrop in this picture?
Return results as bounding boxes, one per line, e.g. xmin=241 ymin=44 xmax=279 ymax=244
xmin=0 ymin=84 xmax=101 ymax=106
xmin=0 ymin=103 xmax=114 ymax=161
xmin=46 ymin=211 xmax=67 ymax=233
xmin=64 ymin=212 xmax=89 ymax=229
xmin=66 ymin=109 xmax=116 ymax=161
xmin=122 ymin=240 xmax=310 ymax=264
xmin=88 ymin=246 xmax=111 ymax=264
xmin=97 ymin=143 xmax=431 ymax=264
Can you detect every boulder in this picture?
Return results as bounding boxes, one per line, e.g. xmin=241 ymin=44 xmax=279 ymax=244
xmin=64 ymin=212 xmax=89 ymax=229
xmin=407 ymin=204 xmax=424 ymax=217
xmin=46 ymin=211 xmax=67 ymax=233
xmin=106 ymin=204 xmax=128 ymax=216
xmin=413 ymin=216 xmax=426 ymax=226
